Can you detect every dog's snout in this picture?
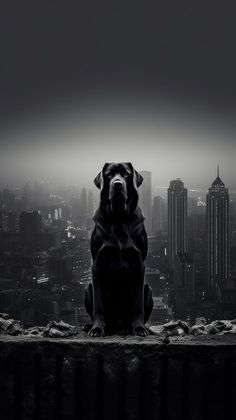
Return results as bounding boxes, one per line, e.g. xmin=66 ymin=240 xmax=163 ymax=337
xmin=112 ymin=176 xmax=125 ymax=187
xmin=113 ymin=180 xmax=123 ymax=187
xmin=109 ymin=175 xmax=127 ymax=202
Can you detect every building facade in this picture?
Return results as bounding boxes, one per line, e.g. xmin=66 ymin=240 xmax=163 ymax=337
xmin=168 ymin=179 xmax=188 ymax=272
xmin=139 ymin=171 xmax=152 ymax=234
xmin=206 ymin=167 xmax=229 ymax=297
xmin=152 ymin=195 xmax=166 ymax=234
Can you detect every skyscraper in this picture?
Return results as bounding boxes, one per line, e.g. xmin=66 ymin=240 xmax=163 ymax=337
xmin=139 ymin=171 xmax=152 ymax=234
xmin=80 ymin=188 xmax=88 ymax=228
xmin=19 ymin=210 xmax=42 ymax=245
xmin=173 ymin=252 xmax=195 ymax=318
xmin=168 ymin=179 xmax=188 ymax=272
xmin=206 ymin=166 xmax=229 ymax=296
xmin=152 ymin=195 xmax=166 ymax=234
xmin=88 ymin=190 xmax=94 ymax=219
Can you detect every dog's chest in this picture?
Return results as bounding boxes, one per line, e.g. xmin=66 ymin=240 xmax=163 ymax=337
xmin=109 ymin=223 xmax=135 ymax=250
xmin=98 ymin=232 xmax=141 ymax=273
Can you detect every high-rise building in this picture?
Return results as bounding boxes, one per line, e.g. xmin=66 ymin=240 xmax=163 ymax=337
xmin=71 ymin=198 xmax=81 ymax=225
xmin=152 ymin=196 xmax=166 ymax=234
xmin=22 ymin=183 xmax=30 ymax=210
xmin=20 ymin=210 xmax=42 ymax=235
xmin=206 ymin=166 xmax=229 ymax=296
xmin=168 ymin=178 xmax=188 ymax=272
xmin=139 ymin=171 xmax=152 ymax=234
xmin=80 ymin=188 xmax=88 ymax=228
xmin=88 ymin=190 xmax=94 ymax=219
xmin=19 ymin=210 xmax=42 ymax=245
xmin=173 ymin=252 xmax=195 ymax=318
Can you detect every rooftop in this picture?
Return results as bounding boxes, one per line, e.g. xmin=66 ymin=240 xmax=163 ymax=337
xmin=0 ymin=331 xmax=235 ymax=420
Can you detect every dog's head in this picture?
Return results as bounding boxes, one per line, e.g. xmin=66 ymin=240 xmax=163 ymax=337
xmin=94 ymin=162 xmax=143 ymax=216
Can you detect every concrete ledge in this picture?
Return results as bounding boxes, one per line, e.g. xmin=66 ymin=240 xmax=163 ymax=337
xmin=0 ymin=334 xmax=236 ymax=420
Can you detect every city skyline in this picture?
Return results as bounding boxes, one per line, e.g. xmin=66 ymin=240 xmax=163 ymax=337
xmin=1 ymin=163 xmax=236 ymax=196
xmin=1 ymin=157 xmax=236 ymax=325
xmin=2 ymin=167 xmax=236 ymax=207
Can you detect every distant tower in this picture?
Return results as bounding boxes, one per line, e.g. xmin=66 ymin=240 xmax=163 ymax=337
xmin=168 ymin=179 xmax=188 ymax=272
xmin=88 ymin=190 xmax=94 ymax=219
xmin=139 ymin=171 xmax=152 ymax=234
xmin=71 ymin=198 xmax=81 ymax=225
xmin=22 ymin=183 xmax=30 ymax=210
xmin=206 ymin=166 xmax=229 ymax=296
xmin=19 ymin=210 xmax=42 ymax=245
xmin=80 ymin=188 xmax=87 ymax=228
xmin=152 ymin=196 xmax=165 ymax=233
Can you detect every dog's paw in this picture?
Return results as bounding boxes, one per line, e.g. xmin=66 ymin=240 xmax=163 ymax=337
xmin=133 ymin=324 xmax=150 ymax=337
xmin=83 ymin=324 xmax=93 ymax=333
xmin=88 ymin=325 xmax=105 ymax=337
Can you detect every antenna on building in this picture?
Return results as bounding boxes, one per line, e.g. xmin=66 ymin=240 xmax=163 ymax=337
xmin=217 ymin=164 xmax=219 ymax=178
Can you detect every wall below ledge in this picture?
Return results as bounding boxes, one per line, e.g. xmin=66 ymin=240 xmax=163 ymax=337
xmin=0 ymin=333 xmax=236 ymax=420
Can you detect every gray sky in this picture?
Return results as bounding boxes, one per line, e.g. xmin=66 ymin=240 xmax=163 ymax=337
xmin=1 ymin=1 xmax=236 ymax=192
xmin=1 ymin=95 xmax=235 ymax=192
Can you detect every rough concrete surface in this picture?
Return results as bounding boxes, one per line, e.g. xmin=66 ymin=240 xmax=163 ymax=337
xmin=1 ymin=313 xmax=236 ymax=420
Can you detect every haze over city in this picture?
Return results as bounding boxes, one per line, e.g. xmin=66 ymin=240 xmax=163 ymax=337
xmin=1 ymin=95 xmax=236 ymax=191
xmin=2 ymin=1 xmax=236 ymax=191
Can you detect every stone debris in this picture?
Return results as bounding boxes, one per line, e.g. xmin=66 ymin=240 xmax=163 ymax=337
xmin=0 ymin=316 xmax=23 ymax=335
xmin=149 ymin=320 xmax=190 ymax=338
xmin=2 ymin=312 xmax=236 ymax=339
xmin=148 ymin=325 xmax=166 ymax=336
xmin=190 ymin=324 xmax=208 ymax=336
xmin=150 ymin=318 xmax=236 ymax=338
xmin=164 ymin=320 xmax=190 ymax=336
xmin=0 ymin=314 xmax=77 ymax=338
xmin=25 ymin=326 xmax=45 ymax=336
xmin=190 ymin=319 xmax=234 ymax=336
xmin=0 ymin=313 xmax=10 ymax=320
xmin=190 ymin=319 xmax=234 ymax=335
xmin=43 ymin=320 xmax=77 ymax=338
xmin=194 ymin=317 xmax=207 ymax=325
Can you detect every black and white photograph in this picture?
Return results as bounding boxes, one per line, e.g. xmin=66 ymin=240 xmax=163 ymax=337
xmin=1 ymin=1 xmax=236 ymax=419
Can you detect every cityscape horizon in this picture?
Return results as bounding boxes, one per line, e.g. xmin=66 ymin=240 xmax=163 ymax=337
xmin=1 ymin=163 xmax=236 ymax=325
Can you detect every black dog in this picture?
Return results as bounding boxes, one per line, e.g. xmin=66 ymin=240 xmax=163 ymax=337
xmin=84 ymin=162 xmax=153 ymax=336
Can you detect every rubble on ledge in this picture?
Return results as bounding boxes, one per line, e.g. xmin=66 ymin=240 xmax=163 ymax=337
xmin=0 ymin=313 xmax=77 ymax=338
xmin=2 ymin=312 xmax=236 ymax=339
xmin=149 ymin=318 xmax=236 ymax=337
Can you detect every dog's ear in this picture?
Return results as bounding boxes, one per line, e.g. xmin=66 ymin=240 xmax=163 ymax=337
xmin=135 ymin=170 xmax=143 ymax=188
xmin=94 ymin=163 xmax=110 ymax=189
xmin=125 ymin=163 xmax=143 ymax=188
xmin=94 ymin=172 xmax=102 ymax=189
xmin=102 ymin=162 xmax=110 ymax=172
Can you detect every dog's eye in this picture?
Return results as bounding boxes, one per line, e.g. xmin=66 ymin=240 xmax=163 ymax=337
xmin=105 ymin=172 xmax=112 ymax=178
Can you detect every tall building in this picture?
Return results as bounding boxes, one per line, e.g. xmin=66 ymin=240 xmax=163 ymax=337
xmin=80 ymin=188 xmax=87 ymax=228
xmin=168 ymin=179 xmax=188 ymax=272
xmin=152 ymin=196 xmax=166 ymax=233
xmin=139 ymin=171 xmax=152 ymax=234
xmin=88 ymin=190 xmax=94 ymax=219
xmin=20 ymin=210 xmax=42 ymax=236
xmin=19 ymin=210 xmax=42 ymax=246
xmin=22 ymin=183 xmax=30 ymax=210
xmin=173 ymin=253 xmax=195 ymax=319
xmin=206 ymin=166 xmax=229 ymax=296
xmin=71 ymin=198 xmax=81 ymax=225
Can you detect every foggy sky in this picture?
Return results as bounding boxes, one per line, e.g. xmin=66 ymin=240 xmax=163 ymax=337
xmin=1 ymin=1 xmax=236 ymax=191
xmin=1 ymin=95 xmax=236 ymax=192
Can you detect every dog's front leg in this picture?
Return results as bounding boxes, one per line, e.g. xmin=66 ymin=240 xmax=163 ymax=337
xmin=132 ymin=274 xmax=149 ymax=337
xmin=89 ymin=270 xmax=105 ymax=337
